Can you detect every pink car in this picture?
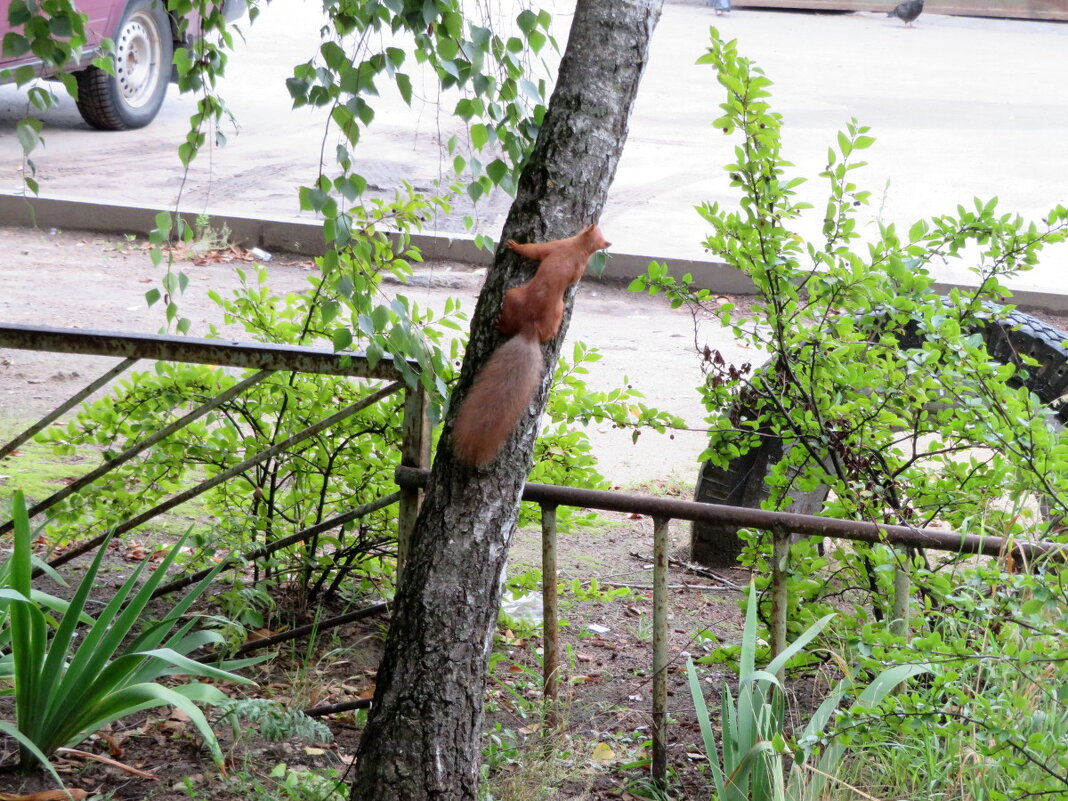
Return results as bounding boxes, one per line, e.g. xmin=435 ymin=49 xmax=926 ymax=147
xmin=0 ymin=0 xmax=242 ymax=130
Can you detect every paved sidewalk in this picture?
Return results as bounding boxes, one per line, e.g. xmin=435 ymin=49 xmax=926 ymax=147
xmin=1 ymin=1 xmax=1065 ymax=305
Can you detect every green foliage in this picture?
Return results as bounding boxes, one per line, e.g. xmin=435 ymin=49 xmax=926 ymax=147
xmin=688 ymin=583 xmax=929 ymax=801
xmin=634 ymin=29 xmax=1068 ymax=801
xmin=0 ymin=490 xmax=254 ymax=772
xmin=528 ymin=341 xmax=686 ymax=529
xmin=545 ymin=341 xmax=686 ymax=445
xmin=268 ymin=763 xmax=347 ymax=801
xmin=150 ymin=0 xmax=556 ymax=339
xmin=180 ymin=764 xmax=346 ymax=801
xmin=282 ymin=1 xmax=554 ymax=219
xmin=632 ymin=27 xmax=1068 ymax=629
xmin=835 ymin=563 xmax=1068 ymax=800
xmin=2 ymin=0 xmax=92 ymax=194
xmin=563 ymin=577 xmax=634 ymax=603
xmin=0 ymin=503 xmax=90 ymax=682
xmin=217 ymin=697 xmax=332 ymax=745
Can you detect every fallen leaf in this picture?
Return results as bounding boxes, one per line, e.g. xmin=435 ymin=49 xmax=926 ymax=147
xmin=589 ymin=742 xmax=615 ymax=765
xmin=569 ymin=674 xmax=601 ymax=684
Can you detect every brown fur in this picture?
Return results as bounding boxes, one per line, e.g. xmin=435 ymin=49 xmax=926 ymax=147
xmin=452 ymin=224 xmax=611 ymax=466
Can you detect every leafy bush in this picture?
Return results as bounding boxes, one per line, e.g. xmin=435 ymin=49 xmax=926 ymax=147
xmin=631 ymin=28 xmax=1068 ymax=626
xmin=832 ymin=561 xmax=1068 ymax=800
xmin=636 ymin=27 xmax=1068 ymax=801
xmin=217 ymin=698 xmax=332 ymax=745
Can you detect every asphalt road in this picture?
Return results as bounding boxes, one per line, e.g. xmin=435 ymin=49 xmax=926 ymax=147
xmin=1 ymin=1 xmax=1066 ymax=299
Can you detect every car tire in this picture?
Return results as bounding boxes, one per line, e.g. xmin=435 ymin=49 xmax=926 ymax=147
xmin=75 ymin=0 xmax=173 ymax=130
xmin=690 ymin=305 xmax=1068 ymax=567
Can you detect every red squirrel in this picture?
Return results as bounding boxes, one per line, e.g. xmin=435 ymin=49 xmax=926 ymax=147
xmin=452 ymin=223 xmax=611 ymax=466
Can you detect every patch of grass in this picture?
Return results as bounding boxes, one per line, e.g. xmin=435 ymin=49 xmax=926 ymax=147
xmin=0 ymin=419 xmax=213 ymax=554
xmin=177 ymin=763 xmax=346 ymax=801
xmin=0 ymin=421 xmax=86 ymax=506
xmin=618 ymin=471 xmax=695 ymax=500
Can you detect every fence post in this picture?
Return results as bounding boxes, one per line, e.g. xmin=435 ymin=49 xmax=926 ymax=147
xmin=541 ymin=504 xmax=560 ymax=727
xmin=651 ymin=516 xmax=671 ymax=789
xmin=397 ymin=385 xmax=430 ymax=578
xmin=892 ymin=551 xmax=910 ymax=639
xmin=770 ymin=527 xmax=790 ymax=673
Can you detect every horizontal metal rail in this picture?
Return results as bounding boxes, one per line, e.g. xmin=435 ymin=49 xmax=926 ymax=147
xmin=0 ymin=323 xmax=405 ymax=380
xmin=394 ymin=466 xmax=1068 ymax=562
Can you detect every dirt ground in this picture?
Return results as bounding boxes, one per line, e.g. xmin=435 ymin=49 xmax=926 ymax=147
xmin=2 ymin=225 xmax=1068 ymax=799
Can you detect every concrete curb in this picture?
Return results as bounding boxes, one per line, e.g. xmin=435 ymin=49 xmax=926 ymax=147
xmin=0 ymin=192 xmax=760 ymax=295
xmin=2 ymin=192 xmax=1066 ymax=313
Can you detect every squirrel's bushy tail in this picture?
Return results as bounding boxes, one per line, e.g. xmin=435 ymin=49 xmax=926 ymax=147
xmin=452 ymin=335 xmax=543 ymax=467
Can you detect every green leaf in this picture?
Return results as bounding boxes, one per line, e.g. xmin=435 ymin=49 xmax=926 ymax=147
xmin=332 ymin=327 xmax=353 ymax=351
xmin=396 ymin=72 xmax=412 ymax=104
xmin=486 ymin=158 xmax=508 ymax=184
xmin=908 ymin=218 xmax=927 ymax=243
xmin=470 ymin=122 xmax=489 ymax=149
xmin=15 ymin=117 xmax=41 ymax=153
xmin=2 ymin=32 xmax=30 ymax=58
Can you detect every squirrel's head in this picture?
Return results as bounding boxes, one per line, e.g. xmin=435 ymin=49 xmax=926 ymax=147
xmin=580 ymin=223 xmax=611 ymax=252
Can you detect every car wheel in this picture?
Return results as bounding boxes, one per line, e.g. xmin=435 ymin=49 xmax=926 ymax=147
xmin=75 ymin=0 xmax=173 ymax=130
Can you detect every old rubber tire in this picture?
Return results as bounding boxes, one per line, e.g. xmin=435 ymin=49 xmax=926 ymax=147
xmin=691 ymin=306 xmax=1068 ymax=567
xmin=75 ymin=0 xmax=173 ymax=130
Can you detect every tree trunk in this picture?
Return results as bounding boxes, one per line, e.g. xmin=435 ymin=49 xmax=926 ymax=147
xmin=348 ymin=2 xmax=663 ymax=799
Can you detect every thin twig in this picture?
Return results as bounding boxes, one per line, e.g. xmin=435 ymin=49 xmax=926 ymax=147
xmin=55 ymin=747 xmax=157 ymax=780
xmin=629 ymin=551 xmax=745 ymax=590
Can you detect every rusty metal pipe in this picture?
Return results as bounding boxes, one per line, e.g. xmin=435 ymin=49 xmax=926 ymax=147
xmin=651 ymin=516 xmax=670 ymax=789
xmin=0 ymin=323 xmax=407 ymax=380
xmin=394 ymin=466 xmax=1067 ymax=562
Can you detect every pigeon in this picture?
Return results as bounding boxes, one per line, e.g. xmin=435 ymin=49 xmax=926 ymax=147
xmin=887 ymin=0 xmax=924 ymax=26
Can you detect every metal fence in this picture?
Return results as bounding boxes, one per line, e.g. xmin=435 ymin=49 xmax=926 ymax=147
xmin=394 ymin=465 xmax=1068 ymax=783
xmin=0 ymin=322 xmax=431 ymax=572
xmin=3 ymin=322 xmax=1066 ymax=788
